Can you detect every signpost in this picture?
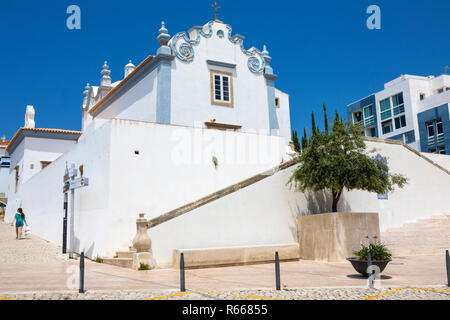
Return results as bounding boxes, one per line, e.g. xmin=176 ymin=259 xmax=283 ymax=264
xmin=62 ymin=163 xmax=89 ymax=257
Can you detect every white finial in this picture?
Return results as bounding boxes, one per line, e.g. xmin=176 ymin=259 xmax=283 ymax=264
xmin=100 ymin=61 xmax=112 ymax=87
xmin=1 ymin=135 xmax=6 ymax=142
xmin=157 ymin=21 xmax=170 ymax=47
xmin=25 ymin=105 xmax=35 ymax=129
xmin=124 ymin=60 xmax=136 ymax=78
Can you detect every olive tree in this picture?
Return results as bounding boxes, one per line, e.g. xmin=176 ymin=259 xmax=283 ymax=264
xmin=289 ymin=112 xmax=408 ymax=212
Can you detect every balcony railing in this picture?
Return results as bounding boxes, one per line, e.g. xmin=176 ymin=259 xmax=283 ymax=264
xmin=428 ymin=136 xmax=435 ymax=146
xmin=437 ymin=133 xmax=444 ymax=145
xmin=393 ymin=104 xmax=405 ymax=115
xmin=364 ymin=116 xmax=375 ymax=127
xmin=380 ymin=110 xmax=392 ymax=121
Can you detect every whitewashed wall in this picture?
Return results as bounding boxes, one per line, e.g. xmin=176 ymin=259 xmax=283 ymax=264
xmin=106 ymin=118 xmax=289 ymax=257
xmin=0 ymin=167 xmax=9 ymax=199
xmin=419 ymin=152 xmax=450 ymax=171
xmin=96 ymin=69 xmax=158 ymax=122
xmin=340 ymin=140 xmax=450 ymax=231
xmin=275 ymin=89 xmax=292 ymax=145
xmin=5 ymin=119 xmax=113 ymax=259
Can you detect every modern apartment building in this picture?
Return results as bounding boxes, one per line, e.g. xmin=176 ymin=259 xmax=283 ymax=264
xmin=347 ymin=74 xmax=450 ymax=154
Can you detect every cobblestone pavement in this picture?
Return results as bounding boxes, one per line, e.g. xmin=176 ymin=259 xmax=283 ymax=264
xmin=1 ymin=286 xmax=449 ymax=300
xmin=0 ymin=221 xmax=68 ymax=265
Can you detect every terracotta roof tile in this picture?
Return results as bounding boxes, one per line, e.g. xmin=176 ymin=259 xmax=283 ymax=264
xmin=6 ymin=127 xmax=82 ymax=152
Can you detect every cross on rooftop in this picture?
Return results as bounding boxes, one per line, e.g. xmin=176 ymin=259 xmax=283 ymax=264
xmin=212 ymin=1 xmax=220 ymax=21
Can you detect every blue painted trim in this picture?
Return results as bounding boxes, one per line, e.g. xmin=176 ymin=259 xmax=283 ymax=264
xmin=266 ymin=78 xmax=279 ymax=134
xmin=417 ymin=103 xmax=450 ymax=154
xmin=156 ymin=55 xmax=172 ymax=124
xmin=386 ymin=130 xmax=416 ymax=144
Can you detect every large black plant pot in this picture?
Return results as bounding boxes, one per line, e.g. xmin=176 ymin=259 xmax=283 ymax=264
xmin=346 ymin=257 xmax=392 ymax=277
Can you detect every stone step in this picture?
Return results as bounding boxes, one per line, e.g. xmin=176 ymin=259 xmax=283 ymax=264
xmin=102 ymin=258 xmax=133 ymax=269
xmin=116 ymin=251 xmax=136 ymax=259
xmin=381 ymin=213 xmax=450 ymax=256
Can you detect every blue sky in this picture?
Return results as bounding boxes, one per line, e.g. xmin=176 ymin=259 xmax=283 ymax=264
xmin=0 ymin=0 xmax=449 ymax=140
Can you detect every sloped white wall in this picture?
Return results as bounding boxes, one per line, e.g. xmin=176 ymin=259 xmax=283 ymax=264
xmin=148 ymin=140 xmax=450 ymax=267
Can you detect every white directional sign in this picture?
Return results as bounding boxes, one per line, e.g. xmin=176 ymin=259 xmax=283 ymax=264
xmin=69 ymin=177 xmax=89 ymax=190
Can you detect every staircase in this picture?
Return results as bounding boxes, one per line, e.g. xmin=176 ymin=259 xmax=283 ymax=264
xmin=102 ymin=247 xmax=136 ymax=269
xmin=381 ymin=214 xmax=450 ymax=256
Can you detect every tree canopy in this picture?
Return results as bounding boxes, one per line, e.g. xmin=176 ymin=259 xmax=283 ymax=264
xmin=289 ymin=110 xmax=408 ymax=212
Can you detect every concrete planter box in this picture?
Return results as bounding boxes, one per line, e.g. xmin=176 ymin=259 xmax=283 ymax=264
xmin=297 ymin=212 xmax=380 ymax=261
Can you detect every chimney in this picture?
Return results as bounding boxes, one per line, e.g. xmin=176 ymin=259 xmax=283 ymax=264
xmin=25 ymin=105 xmax=36 ymax=129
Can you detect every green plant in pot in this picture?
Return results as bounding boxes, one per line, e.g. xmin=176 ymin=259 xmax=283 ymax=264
xmin=347 ymin=237 xmax=392 ymax=277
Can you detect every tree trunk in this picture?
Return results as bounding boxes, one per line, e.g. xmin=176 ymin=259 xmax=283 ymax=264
xmin=331 ymin=190 xmax=342 ymax=213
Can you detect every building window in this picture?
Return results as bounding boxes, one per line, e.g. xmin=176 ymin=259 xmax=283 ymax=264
xmin=363 ymin=105 xmax=375 ymax=127
xmin=437 ymin=88 xmax=444 ymax=94
xmin=275 ymin=98 xmax=280 ymax=108
xmin=438 ymin=146 xmax=446 ymax=154
xmin=353 ymin=111 xmax=362 ymax=124
xmin=427 ymin=121 xmax=435 ymax=146
xmin=436 ymin=120 xmax=444 ymax=145
xmin=41 ymin=161 xmax=52 ymax=169
xmin=210 ymin=70 xmax=234 ymax=107
xmin=14 ymin=166 xmax=19 ymax=193
xmin=420 ymin=93 xmax=425 ymax=100
xmin=394 ymin=115 xmax=407 ymax=129
xmin=380 ymin=98 xmax=392 ymax=121
xmin=382 ymin=120 xmax=392 ymax=134
xmin=392 ymin=92 xmax=405 ymax=116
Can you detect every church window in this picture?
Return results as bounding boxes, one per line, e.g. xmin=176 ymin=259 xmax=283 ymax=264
xmin=275 ymin=98 xmax=280 ymax=108
xmin=210 ymin=70 xmax=234 ymax=107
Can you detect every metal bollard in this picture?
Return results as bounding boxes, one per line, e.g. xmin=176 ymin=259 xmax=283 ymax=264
xmin=79 ymin=252 xmax=85 ymax=294
xmin=62 ymin=216 xmax=67 ymax=254
xmin=275 ymin=252 xmax=281 ymax=291
xmin=180 ymin=253 xmax=186 ymax=292
xmin=446 ymin=250 xmax=450 ymax=287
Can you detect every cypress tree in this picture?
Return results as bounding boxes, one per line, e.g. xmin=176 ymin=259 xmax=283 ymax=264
xmin=323 ymin=103 xmax=329 ymax=135
xmin=292 ymin=130 xmax=301 ymax=152
xmin=311 ymin=111 xmax=317 ymax=136
xmin=302 ymin=128 xmax=308 ymax=150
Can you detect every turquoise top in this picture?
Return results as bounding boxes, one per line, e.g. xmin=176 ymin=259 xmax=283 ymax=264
xmin=15 ymin=213 xmax=24 ymax=227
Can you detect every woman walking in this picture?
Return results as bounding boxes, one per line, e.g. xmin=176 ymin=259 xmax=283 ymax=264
xmin=12 ymin=208 xmax=28 ymax=240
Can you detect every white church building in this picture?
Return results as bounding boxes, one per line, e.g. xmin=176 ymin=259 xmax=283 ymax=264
xmin=6 ymin=19 xmax=294 ymax=266
xmin=5 ymin=19 xmax=450 ymax=268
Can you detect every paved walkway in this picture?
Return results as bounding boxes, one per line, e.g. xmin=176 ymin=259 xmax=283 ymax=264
xmin=0 ymin=222 xmax=449 ymax=300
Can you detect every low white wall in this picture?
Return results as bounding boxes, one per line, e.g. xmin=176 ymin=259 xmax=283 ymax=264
xmin=420 ymin=152 xmax=450 ymax=172
xmin=340 ymin=140 xmax=450 ymax=231
xmin=150 ymin=166 xmax=303 ymax=267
